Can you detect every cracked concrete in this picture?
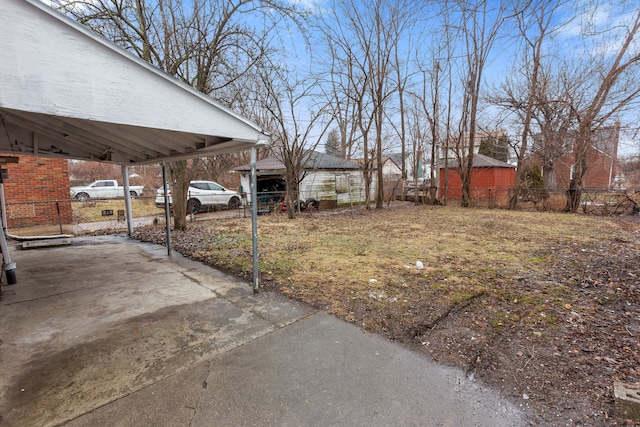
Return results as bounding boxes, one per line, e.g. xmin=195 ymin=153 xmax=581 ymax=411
xmin=0 ymin=236 xmax=530 ymax=426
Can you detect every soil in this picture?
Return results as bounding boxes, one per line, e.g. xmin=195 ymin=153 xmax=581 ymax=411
xmin=132 ymin=204 xmax=640 ymax=426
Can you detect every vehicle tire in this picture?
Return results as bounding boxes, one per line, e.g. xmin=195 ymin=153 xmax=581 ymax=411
xmin=187 ymin=198 xmax=201 ymax=215
xmin=75 ymin=192 xmax=90 ymax=202
xmin=306 ymin=198 xmax=319 ymax=211
xmin=129 ymin=191 xmax=137 ymax=199
xmin=228 ymin=196 xmax=241 ymax=210
xmin=293 ymin=199 xmax=306 ymax=212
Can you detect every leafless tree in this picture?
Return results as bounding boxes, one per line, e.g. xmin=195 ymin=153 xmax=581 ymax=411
xmin=450 ymin=0 xmax=511 ymax=207
xmin=256 ymin=64 xmax=331 ymax=219
xmin=67 ymin=161 xmax=121 ymax=185
xmin=324 ymin=46 xmax=361 ymax=161
xmin=507 ymin=0 xmax=560 ymax=208
xmin=566 ymin=7 xmax=640 ymax=212
xmin=528 ymin=67 xmax=579 ymax=189
xmin=410 ymin=56 xmax=445 ymax=204
xmin=318 ymin=0 xmax=416 ymax=209
xmin=489 ymin=0 xmax=566 ymax=207
xmin=54 ymin=0 xmax=306 ymax=228
xmin=406 ymin=96 xmax=428 ymax=204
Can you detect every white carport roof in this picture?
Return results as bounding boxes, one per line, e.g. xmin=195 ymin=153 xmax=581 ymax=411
xmin=0 ymin=0 xmax=268 ymax=164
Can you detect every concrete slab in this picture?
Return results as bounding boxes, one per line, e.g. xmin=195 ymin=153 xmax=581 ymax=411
xmin=68 ymin=313 xmax=528 ymax=427
xmin=0 ymin=236 xmax=312 ymax=426
xmin=196 ymin=312 xmax=526 ymax=427
xmin=614 ymin=382 xmax=640 ymax=422
xmin=0 ymin=236 xmax=529 ymax=427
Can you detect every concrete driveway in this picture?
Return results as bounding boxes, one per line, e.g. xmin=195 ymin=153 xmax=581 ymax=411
xmin=0 ymin=236 xmax=530 ymax=426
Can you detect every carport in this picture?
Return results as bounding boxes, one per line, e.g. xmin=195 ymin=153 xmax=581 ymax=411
xmin=0 ymin=0 xmax=265 ymax=289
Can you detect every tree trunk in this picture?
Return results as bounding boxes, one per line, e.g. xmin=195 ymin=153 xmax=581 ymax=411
xmin=376 ymin=147 xmax=384 ymax=208
xmin=461 ymin=166 xmax=472 ymax=207
xmin=542 ymin=160 xmax=556 ymax=189
xmin=168 ymin=160 xmax=190 ymax=231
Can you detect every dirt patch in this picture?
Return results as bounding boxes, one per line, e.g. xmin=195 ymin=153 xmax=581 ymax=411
xmin=134 ymin=204 xmax=640 ymax=426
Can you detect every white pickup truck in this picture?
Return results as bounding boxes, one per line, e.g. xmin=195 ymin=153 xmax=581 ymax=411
xmin=70 ymin=180 xmax=144 ymax=201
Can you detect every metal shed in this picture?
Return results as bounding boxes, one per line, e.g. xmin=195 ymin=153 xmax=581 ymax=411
xmin=234 ymin=151 xmax=365 ymax=211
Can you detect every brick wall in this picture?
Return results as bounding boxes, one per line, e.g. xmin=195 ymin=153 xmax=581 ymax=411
xmin=439 ymin=167 xmax=515 ymax=200
xmin=544 ymin=147 xmax=615 ymax=190
xmin=2 ymin=155 xmax=72 ymax=228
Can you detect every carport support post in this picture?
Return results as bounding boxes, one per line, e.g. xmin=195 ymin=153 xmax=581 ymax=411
xmin=121 ymin=165 xmax=134 ymax=236
xmin=250 ymin=147 xmax=259 ymax=293
xmin=162 ymin=161 xmax=172 ymax=255
xmin=0 ymin=179 xmax=16 ymax=285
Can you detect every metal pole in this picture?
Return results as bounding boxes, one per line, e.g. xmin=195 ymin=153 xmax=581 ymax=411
xmin=121 ymin=165 xmax=134 ymax=236
xmin=250 ymin=147 xmax=259 ymax=293
xmin=348 ymin=173 xmax=354 ymax=219
xmin=0 ymin=182 xmax=16 ymax=284
xmin=162 ymin=161 xmax=172 ymax=255
xmin=56 ymin=201 xmax=63 ymax=234
xmin=0 ymin=180 xmax=7 ymax=232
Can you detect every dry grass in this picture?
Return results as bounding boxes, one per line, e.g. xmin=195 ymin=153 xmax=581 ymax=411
xmin=72 ymin=197 xmax=163 ymax=222
xmin=135 ymin=203 xmax=640 ymax=425
xmin=198 ymin=205 xmax=622 ymax=319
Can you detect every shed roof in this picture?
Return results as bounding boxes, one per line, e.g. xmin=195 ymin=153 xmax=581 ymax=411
xmin=0 ymin=0 xmax=267 ymax=165
xmin=442 ymin=153 xmax=515 ymax=169
xmin=234 ymin=151 xmax=360 ymax=172
xmin=387 ymin=153 xmax=404 ymax=168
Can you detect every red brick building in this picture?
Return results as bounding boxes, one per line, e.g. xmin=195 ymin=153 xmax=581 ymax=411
xmin=439 ymin=153 xmax=516 ymax=201
xmin=2 ymin=155 xmax=72 ymax=228
xmin=532 ymin=124 xmax=620 ymax=190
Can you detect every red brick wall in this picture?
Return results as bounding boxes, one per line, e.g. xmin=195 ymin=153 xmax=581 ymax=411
xmin=532 ymin=125 xmax=619 ymax=190
xmin=584 ymin=148 xmax=615 ymax=188
xmin=439 ymin=167 xmax=515 ymax=200
xmin=538 ymin=147 xmax=615 ymax=190
xmin=3 ymin=155 xmax=72 ymax=228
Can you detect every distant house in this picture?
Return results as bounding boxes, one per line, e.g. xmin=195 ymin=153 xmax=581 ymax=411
xmin=444 ymin=130 xmax=509 ymax=161
xmin=530 ymin=123 xmax=620 ymax=190
xmin=234 ymin=151 xmax=369 ymax=210
xmin=386 ymin=152 xmax=427 ymax=182
xmin=3 ymin=155 xmax=73 ymax=229
xmin=439 ymin=153 xmax=516 ymax=201
xmin=353 ymin=152 xmax=428 ymax=200
xmin=382 ymin=155 xmax=403 ymax=177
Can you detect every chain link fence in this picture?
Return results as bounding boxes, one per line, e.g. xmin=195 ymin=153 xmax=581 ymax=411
xmin=443 ymin=186 xmax=640 ymax=214
xmin=5 ymin=187 xmax=639 ymax=237
xmin=6 ymin=196 xmax=167 ymax=237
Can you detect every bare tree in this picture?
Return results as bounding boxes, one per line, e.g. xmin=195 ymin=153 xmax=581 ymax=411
xmin=528 ymin=67 xmax=579 ymax=190
xmin=324 ymin=44 xmax=362 ymax=161
xmin=391 ymin=34 xmax=411 ymax=201
xmin=257 ymin=65 xmax=331 ymax=219
xmin=55 ymin=0 xmax=306 ymax=228
xmin=566 ymin=7 xmax=640 ymax=211
xmin=488 ymin=0 xmax=571 ymax=206
xmin=319 ymin=0 xmax=416 ymax=209
xmin=452 ymin=0 xmax=510 ymax=207
xmin=406 ymin=97 xmax=428 ymax=204
xmin=410 ymin=57 xmax=444 ymax=204
xmin=506 ymin=0 xmax=560 ymax=208
xmin=318 ymin=0 xmax=375 ymax=208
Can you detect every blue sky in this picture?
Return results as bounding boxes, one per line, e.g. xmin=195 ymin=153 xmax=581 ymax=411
xmin=48 ymin=0 xmax=640 ymax=157
xmin=274 ymin=0 xmax=640 ymax=157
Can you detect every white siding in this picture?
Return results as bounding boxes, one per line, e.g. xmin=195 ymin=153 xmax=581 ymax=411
xmin=1 ymin=0 xmax=262 ymax=141
xmin=382 ymin=160 xmax=402 ymax=176
xmin=241 ymin=170 xmax=376 ymax=205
